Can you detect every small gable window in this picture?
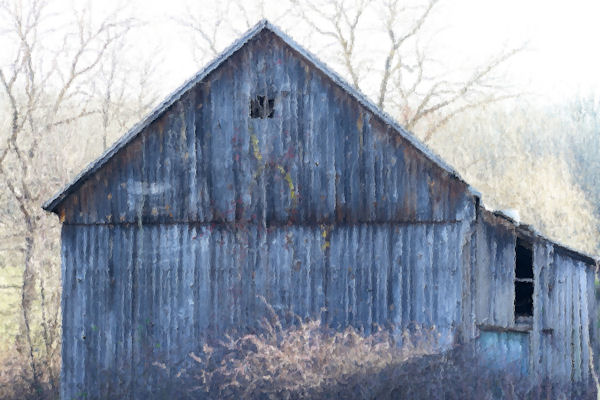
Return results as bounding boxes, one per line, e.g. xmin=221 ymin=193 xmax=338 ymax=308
xmin=514 ymin=237 xmax=534 ymax=322
xmin=250 ymin=95 xmax=274 ymax=119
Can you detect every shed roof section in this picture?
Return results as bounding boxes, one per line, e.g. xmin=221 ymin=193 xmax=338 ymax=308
xmin=42 ymin=19 xmax=469 ymax=214
xmin=480 ymin=207 xmax=597 ymax=266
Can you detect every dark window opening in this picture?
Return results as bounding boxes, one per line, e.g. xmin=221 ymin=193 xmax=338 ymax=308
xmin=515 ymin=281 xmax=534 ymax=317
xmin=514 ymin=238 xmax=534 ymax=319
xmin=515 ymin=238 xmax=533 ymax=279
xmin=250 ymin=95 xmax=274 ymax=119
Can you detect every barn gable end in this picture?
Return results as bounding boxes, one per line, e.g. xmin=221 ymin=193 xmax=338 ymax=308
xmin=46 ymin=23 xmax=475 ymax=226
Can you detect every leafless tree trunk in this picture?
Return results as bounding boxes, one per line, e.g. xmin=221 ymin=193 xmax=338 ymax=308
xmin=377 ymin=0 xmax=437 ymax=108
xmin=0 ymin=0 xmax=154 ymax=396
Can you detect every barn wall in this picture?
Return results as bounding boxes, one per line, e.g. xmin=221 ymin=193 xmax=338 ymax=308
xmin=473 ymin=211 xmax=516 ymax=328
xmin=60 ymin=220 xmax=470 ymax=399
xmin=533 ymin=244 xmax=596 ymax=382
xmin=473 ymin=209 xmax=597 ymax=382
xmin=58 ymin=30 xmax=473 ymax=226
xmin=58 ymin=29 xmax=479 ymax=400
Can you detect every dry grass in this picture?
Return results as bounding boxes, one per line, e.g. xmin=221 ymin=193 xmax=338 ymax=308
xmin=0 ymin=346 xmax=58 ymax=400
xmin=188 ymin=309 xmax=437 ymax=399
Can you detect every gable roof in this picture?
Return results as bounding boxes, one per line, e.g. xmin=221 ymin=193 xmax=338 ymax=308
xmin=42 ymin=19 xmax=471 ymax=213
xmin=40 ymin=20 xmax=597 ymax=265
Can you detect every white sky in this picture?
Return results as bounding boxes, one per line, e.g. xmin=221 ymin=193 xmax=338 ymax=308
xmin=124 ymin=0 xmax=600 ymax=103
xmin=444 ymin=0 xmax=600 ymax=100
xmin=5 ymin=0 xmax=600 ymax=104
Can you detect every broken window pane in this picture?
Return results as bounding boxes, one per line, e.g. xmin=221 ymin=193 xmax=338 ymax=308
xmin=514 ymin=281 xmax=533 ymax=317
xmin=250 ymin=95 xmax=275 ymax=118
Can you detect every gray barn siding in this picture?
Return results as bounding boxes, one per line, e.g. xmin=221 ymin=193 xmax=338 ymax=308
xmin=57 ymin=31 xmax=473 ymax=227
xmin=536 ymin=248 xmax=595 ymax=382
xmin=474 ymin=212 xmax=516 ymax=328
xmin=60 ymin=221 xmax=468 ymax=399
xmin=473 ymin=209 xmax=597 ymax=382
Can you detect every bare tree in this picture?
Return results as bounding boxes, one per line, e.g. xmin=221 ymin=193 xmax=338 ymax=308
xmin=95 ymin=33 xmax=161 ymax=150
xmin=0 ymin=0 xmax=154 ymax=395
xmin=173 ymin=0 xmax=294 ymax=66
xmin=291 ymin=0 xmax=525 ymax=141
xmin=175 ymin=0 xmax=524 ymax=142
xmin=377 ymin=0 xmax=436 ymax=108
xmin=292 ymin=0 xmax=371 ymax=90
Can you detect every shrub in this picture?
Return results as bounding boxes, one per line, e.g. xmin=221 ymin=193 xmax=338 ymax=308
xmin=189 ymin=318 xmax=436 ymax=399
xmin=183 ymin=305 xmax=597 ymax=399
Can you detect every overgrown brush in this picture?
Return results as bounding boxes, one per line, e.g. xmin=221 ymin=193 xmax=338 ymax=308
xmin=182 ymin=303 xmax=597 ymax=399
xmin=186 ymin=301 xmax=436 ymax=399
xmin=3 ymin=303 xmax=597 ymax=399
xmin=0 ymin=346 xmax=59 ymax=400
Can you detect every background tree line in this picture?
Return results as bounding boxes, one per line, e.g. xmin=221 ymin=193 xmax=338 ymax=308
xmin=0 ymin=0 xmax=597 ymax=398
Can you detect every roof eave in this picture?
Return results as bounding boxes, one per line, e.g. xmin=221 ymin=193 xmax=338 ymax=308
xmin=481 ymin=206 xmax=598 ymax=266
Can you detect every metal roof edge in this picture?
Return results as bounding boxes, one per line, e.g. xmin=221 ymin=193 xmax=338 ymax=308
xmin=479 ymin=206 xmax=598 ymax=266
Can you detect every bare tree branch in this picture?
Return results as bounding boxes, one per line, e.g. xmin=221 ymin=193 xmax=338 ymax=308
xmin=0 ymin=1 xmax=153 ymax=394
xmin=377 ymin=0 xmax=437 ymax=108
xmin=292 ymin=0 xmax=370 ymax=90
xmin=406 ymin=44 xmax=525 ymax=137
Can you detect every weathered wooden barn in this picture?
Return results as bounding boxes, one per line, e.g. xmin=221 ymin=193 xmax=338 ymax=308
xmin=43 ymin=20 xmax=598 ymax=398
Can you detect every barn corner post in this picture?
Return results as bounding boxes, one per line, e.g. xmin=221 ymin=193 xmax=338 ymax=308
xmin=591 ymin=260 xmax=600 ymax=388
xmin=459 ymin=195 xmax=479 ymax=345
